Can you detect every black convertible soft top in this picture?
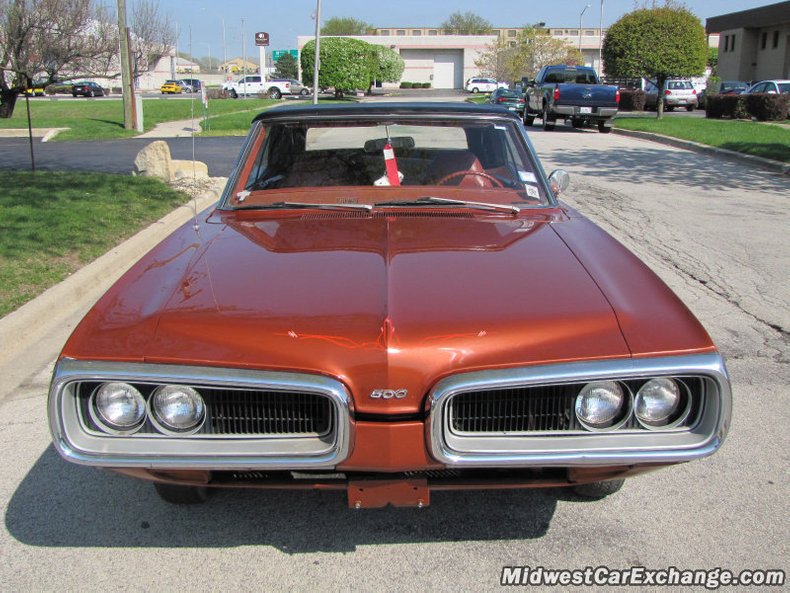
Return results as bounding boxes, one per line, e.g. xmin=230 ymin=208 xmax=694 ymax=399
xmin=252 ymin=101 xmax=521 ymax=123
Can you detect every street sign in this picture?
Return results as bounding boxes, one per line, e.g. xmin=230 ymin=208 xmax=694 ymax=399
xmin=255 ymin=32 xmax=269 ymax=46
xmin=272 ymin=49 xmax=299 ymax=61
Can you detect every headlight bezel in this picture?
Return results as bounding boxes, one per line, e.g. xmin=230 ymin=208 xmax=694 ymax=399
xmin=147 ymin=384 xmax=207 ymax=436
xmin=88 ymin=382 xmax=147 ymax=435
xmin=574 ymin=380 xmax=632 ymax=432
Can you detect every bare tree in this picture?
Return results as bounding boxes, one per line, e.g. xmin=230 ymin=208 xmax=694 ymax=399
xmin=128 ymin=0 xmax=174 ymax=78
xmin=0 ymin=0 xmax=116 ymax=118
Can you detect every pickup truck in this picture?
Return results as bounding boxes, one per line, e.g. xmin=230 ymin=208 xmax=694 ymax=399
xmin=222 ymin=75 xmax=291 ymax=99
xmin=524 ymin=65 xmax=620 ymax=133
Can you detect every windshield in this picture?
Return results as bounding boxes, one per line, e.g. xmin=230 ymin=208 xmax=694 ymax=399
xmin=225 ymin=117 xmax=551 ymax=209
xmin=667 ymin=80 xmax=693 ymax=90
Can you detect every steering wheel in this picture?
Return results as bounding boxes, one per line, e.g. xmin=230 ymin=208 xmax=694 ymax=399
xmin=436 ymin=170 xmax=504 ymax=187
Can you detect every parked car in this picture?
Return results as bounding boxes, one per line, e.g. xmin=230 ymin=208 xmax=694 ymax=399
xmin=160 ymin=80 xmax=183 ymax=94
xmin=745 ymin=79 xmax=790 ymax=94
xmin=48 ymin=102 xmax=731 ymax=507
xmin=524 ymin=65 xmax=620 ymax=132
xmin=698 ymin=80 xmax=749 ymax=108
xmin=72 ymin=81 xmax=105 ymax=98
xmin=488 ymin=87 xmax=525 ymax=116
xmin=644 ymin=78 xmax=697 ymax=111
xmin=280 ymin=78 xmax=310 ymax=95
xmin=25 ymin=79 xmax=47 ymax=97
xmin=465 ymin=77 xmax=499 ymax=93
xmin=178 ymin=78 xmax=202 ymax=93
xmin=223 ymin=75 xmax=291 ymax=99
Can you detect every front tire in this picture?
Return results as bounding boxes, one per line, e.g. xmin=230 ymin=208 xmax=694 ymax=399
xmin=572 ymin=478 xmax=625 ymax=499
xmin=154 ymin=483 xmax=210 ymax=504
xmin=267 ymin=87 xmax=282 ymax=100
xmin=300 ymin=88 xmax=309 ymax=96
xmin=542 ymin=104 xmax=555 ymax=131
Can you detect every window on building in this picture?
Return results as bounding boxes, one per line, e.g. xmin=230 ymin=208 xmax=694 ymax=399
xmin=396 ymin=30 xmax=406 ymax=36
xmin=761 ymin=32 xmax=767 ymax=49
xmin=508 ymin=29 xmax=517 ymax=37
xmin=731 ymin=34 xmax=736 ymax=52
xmin=412 ymin=30 xmax=422 ymax=36
xmin=380 ymin=29 xmax=389 ymax=36
xmin=428 ymin=29 xmax=437 ymax=36
xmin=553 ymin=30 xmax=563 ymax=36
xmin=509 ymin=41 xmax=517 ymax=48
xmin=773 ymin=31 xmax=779 ymax=48
xmin=585 ymin=30 xmax=595 ymax=36
xmin=569 ymin=30 xmax=578 ymax=36
xmin=724 ymin=35 xmax=729 ymax=52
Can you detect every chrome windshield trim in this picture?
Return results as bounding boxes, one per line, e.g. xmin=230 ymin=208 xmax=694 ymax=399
xmin=426 ymin=353 xmax=731 ymax=467
xmin=49 ymin=359 xmax=352 ymax=470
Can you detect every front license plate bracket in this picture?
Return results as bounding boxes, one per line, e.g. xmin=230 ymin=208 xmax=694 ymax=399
xmin=348 ymin=479 xmax=430 ymax=508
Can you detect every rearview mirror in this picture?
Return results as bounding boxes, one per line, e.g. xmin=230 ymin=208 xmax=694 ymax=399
xmin=548 ymin=169 xmax=570 ymax=197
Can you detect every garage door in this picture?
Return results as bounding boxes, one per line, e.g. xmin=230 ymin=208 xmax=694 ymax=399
xmin=433 ymin=51 xmax=463 ymax=89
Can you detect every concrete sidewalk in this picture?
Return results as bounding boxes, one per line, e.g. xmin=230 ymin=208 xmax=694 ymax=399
xmin=137 ymin=117 xmax=203 ymax=138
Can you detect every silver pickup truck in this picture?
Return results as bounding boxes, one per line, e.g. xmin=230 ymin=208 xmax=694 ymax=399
xmin=524 ymin=65 xmax=620 ymax=133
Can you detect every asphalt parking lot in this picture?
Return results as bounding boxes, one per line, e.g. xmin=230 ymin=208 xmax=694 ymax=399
xmin=0 ymin=121 xmax=787 ymax=589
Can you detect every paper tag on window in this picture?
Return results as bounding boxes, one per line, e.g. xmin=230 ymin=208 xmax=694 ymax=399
xmin=519 ymin=171 xmax=537 ymax=183
xmin=525 ymin=185 xmax=540 ymax=199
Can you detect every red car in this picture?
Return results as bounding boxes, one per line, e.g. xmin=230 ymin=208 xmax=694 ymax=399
xmin=48 ymin=103 xmax=731 ymax=506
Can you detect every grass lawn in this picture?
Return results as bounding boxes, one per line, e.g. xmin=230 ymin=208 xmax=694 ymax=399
xmin=615 ymin=116 xmax=790 ymax=163
xmin=0 ymin=170 xmax=190 ymax=317
xmin=0 ymin=97 xmax=278 ymax=141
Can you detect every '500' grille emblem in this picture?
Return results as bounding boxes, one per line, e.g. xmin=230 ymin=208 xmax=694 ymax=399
xmin=370 ymin=389 xmax=408 ymax=399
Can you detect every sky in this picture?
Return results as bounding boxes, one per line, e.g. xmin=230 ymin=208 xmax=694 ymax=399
xmin=130 ymin=0 xmax=777 ymax=62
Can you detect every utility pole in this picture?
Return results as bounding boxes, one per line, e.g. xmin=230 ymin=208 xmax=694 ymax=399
xmin=117 ymin=0 xmax=134 ymax=130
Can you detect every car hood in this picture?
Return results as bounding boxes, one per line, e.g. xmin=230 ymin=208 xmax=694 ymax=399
xmin=63 ymin=210 xmax=708 ymax=414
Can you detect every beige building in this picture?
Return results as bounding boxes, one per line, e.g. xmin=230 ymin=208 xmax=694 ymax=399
xmin=707 ymin=1 xmax=790 ymax=81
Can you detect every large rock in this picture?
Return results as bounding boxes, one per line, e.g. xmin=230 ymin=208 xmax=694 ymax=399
xmin=134 ymin=140 xmax=171 ymax=181
xmin=134 ymin=141 xmax=209 ymax=181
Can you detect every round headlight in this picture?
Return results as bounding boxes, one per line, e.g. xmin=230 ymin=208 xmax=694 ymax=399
xmin=635 ymin=378 xmax=685 ymax=429
xmin=575 ymin=381 xmax=627 ymax=431
xmin=149 ymin=385 xmax=205 ymax=435
xmin=90 ymin=382 xmax=146 ymax=434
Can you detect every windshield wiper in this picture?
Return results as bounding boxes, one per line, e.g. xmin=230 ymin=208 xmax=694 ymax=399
xmin=375 ymin=196 xmax=520 ymax=215
xmin=235 ymin=201 xmax=372 ymax=212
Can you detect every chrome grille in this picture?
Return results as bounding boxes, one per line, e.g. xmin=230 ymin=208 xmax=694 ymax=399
xmin=77 ymin=382 xmax=333 ymax=437
xmin=447 ymin=378 xmax=704 ymax=435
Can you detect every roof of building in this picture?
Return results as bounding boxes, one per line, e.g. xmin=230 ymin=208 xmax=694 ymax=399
xmin=706 ymin=1 xmax=790 ymax=33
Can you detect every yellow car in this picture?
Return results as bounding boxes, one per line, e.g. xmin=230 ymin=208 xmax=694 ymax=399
xmin=25 ymin=80 xmax=47 ymax=97
xmin=160 ymin=80 xmax=182 ymax=94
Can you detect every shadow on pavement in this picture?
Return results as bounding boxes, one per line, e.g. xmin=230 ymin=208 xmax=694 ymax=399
xmin=6 ymin=446 xmax=558 ymax=552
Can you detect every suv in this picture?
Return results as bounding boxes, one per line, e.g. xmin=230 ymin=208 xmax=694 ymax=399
xmin=645 ymin=78 xmax=697 ymax=111
xmin=179 ymin=78 xmax=202 ymax=93
xmin=465 ymin=78 xmax=499 ymax=93
xmin=223 ymin=76 xmax=291 ymax=99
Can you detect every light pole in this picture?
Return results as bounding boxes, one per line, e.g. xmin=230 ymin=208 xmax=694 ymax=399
xmin=222 ymin=19 xmax=227 ymax=69
xmin=579 ymin=4 xmax=590 ymax=52
xmin=598 ymin=0 xmax=604 ymax=77
xmin=312 ymin=0 xmax=321 ymax=105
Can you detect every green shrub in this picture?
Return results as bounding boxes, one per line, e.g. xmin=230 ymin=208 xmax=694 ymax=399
xmin=705 ymin=94 xmax=748 ymax=119
xmin=400 ymin=81 xmax=413 ymax=89
xmin=743 ymin=93 xmax=789 ymax=121
xmin=421 ymin=82 xmax=431 ymax=89
xmin=618 ymin=89 xmax=645 ymax=111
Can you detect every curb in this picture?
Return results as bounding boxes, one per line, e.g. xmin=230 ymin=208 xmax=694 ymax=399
xmin=612 ymin=127 xmax=790 ymax=175
xmin=0 ymin=127 xmax=69 ymax=142
xmin=0 ymin=190 xmax=219 ymax=370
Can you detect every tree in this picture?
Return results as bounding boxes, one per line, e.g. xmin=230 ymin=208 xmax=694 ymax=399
xmin=321 ymin=17 xmax=374 ymax=36
xmin=475 ymin=27 xmax=583 ymax=84
xmin=127 ymin=0 xmax=175 ymax=79
xmin=301 ymin=37 xmax=377 ymax=96
xmin=0 ymin=0 xmax=117 ymax=118
xmin=373 ymin=45 xmax=404 ymax=85
xmin=441 ymin=11 xmax=493 ymax=35
xmin=602 ymin=4 xmax=706 ymax=117
xmin=274 ymin=52 xmax=298 ymax=80
xmin=0 ymin=0 xmax=173 ymax=119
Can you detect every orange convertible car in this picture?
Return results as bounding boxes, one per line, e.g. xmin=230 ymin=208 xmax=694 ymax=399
xmin=48 ymin=103 xmax=731 ymax=506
